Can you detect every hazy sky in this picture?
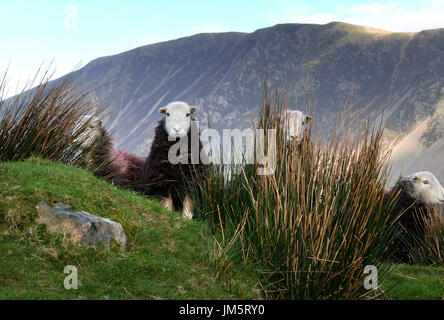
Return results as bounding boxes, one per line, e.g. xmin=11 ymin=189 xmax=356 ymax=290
xmin=1 ymin=0 xmax=443 ymax=96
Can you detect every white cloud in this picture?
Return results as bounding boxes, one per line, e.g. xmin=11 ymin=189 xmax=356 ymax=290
xmin=265 ymin=1 xmax=444 ymax=32
xmin=339 ymin=1 xmax=444 ymax=32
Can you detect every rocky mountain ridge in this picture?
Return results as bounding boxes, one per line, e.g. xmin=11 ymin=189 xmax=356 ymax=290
xmin=50 ymin=22 xmax=444 ymax=179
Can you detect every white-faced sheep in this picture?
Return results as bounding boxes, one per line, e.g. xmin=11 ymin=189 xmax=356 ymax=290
xmin=142 ymin=101 xmax=205 ymax=219
xmin=74 ymin=115 xmax=146 ymax=190
xmin=222 ymin=109 xmax=312 ymax=184
xmin=283 ymin=109 xmax=312 ymax=144
xmin=385 ymin=171 xmax=444 ymax=263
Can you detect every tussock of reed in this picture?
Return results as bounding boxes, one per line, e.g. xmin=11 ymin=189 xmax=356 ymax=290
xmin=411 ymin=207 xmax=444 ymax=266
xmin=193 ymin=85 xmax=400 ymax=299
xmin=0 ymin=68 xmax=100 ymax=165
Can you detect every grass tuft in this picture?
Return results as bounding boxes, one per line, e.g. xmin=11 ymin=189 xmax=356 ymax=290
xmin=193 ymin=84 xmax=402 ymax=299
xmin=0 ymin=68 xmax=101 ymax=165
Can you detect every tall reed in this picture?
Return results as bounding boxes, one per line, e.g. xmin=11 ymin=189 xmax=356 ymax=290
xmin=411 ymin=207 xmax=444 ymax=266
xmin=193 ymin=85 xmax=400 ymax=299
xmin=0 ymin=68 xmax=100 ymax=164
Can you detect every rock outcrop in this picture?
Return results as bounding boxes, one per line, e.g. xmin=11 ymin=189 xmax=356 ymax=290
xmin=36 ymin=200 xmax=127 ymax=250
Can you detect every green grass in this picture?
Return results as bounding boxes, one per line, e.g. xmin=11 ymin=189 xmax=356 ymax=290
xmin=382 ymin=264 xmax=444 ymax=300
xmin=0 ymin=158 xmax=261 ymax=300
xmin=0 ymin=158 xmax=443 ymax=300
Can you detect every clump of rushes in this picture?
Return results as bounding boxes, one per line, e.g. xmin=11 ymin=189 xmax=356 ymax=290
xmin=192 ymin=83 xmax=401 ymax=300
xmin=411 ymin=207 xmax=444 ymax=266
xmin=0 ymin=67 xmax=100 ymax=165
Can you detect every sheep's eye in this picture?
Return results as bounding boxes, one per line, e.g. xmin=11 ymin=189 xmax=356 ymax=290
xmin=186 ymin=113 xmax=190 ymax=117
xmin=423 ymin=180 xmax=429 ymax=184
xmin=166 ymin=112 xmax=170 ymax=116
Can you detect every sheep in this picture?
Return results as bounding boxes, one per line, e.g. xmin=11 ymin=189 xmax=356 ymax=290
xmin=114 ymin=150 xmax=147 ymax=191
xmin=73 ymin=115 xmax=146 ymax=190
xmin=385 ymin=171 xmax=444 ymax=263
xmin=282 ymin=109 xmax=312 ymax=145
xmin=74 ymin=115 xmax=103 ymax=151
xmin=73 ymin=115 xmax=121 ymax=179
xmin=221 ymin=109 xmax=312 ymax=184
xmin=142 ymin=101 xmax=205 ymax=219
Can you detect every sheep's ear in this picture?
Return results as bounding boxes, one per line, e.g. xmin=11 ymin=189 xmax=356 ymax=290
xmin=190 ymin=106 xmax=198 ymax=114
xmin=159 ymin=107 xmax=167 ymax=114
xmin=305 ymin=115 xmax=312 ymax=123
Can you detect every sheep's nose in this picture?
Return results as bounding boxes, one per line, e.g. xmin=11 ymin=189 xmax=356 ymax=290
xmin=174 ymin=127 xmax=180 ymax=132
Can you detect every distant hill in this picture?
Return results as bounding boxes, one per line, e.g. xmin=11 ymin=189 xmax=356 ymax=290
xmin=388 ymin=115 xmax=444 ymax=182
xmin=54 ymin=22 xmax=444 ymax=179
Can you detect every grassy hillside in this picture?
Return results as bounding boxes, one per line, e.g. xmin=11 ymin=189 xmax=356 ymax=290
xmin=381 ymin=264 xmax=444 ymax=300
xmin=0 ymin=158 xmax=261 ymax=299
xmin=0 ymin=158 xmax=443 ymax=300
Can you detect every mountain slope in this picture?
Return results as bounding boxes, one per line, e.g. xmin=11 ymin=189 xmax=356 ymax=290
xmin=59 ymin=22 xmax=443 ymax=178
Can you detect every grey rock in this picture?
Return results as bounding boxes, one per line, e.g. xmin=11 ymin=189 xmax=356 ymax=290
xmin=36 ymin=200 xmax=127 ymax=250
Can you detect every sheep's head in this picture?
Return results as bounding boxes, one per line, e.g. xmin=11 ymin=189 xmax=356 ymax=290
xmin=283 ymin=110 xmax=311 ymax=144
xmin=401 ymin=171 xmax=444 ymax=205
xmin=74 ymin=115 xmax=102 ymax=149
xmin=160 ymin=101 xmax=197 ymax=139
